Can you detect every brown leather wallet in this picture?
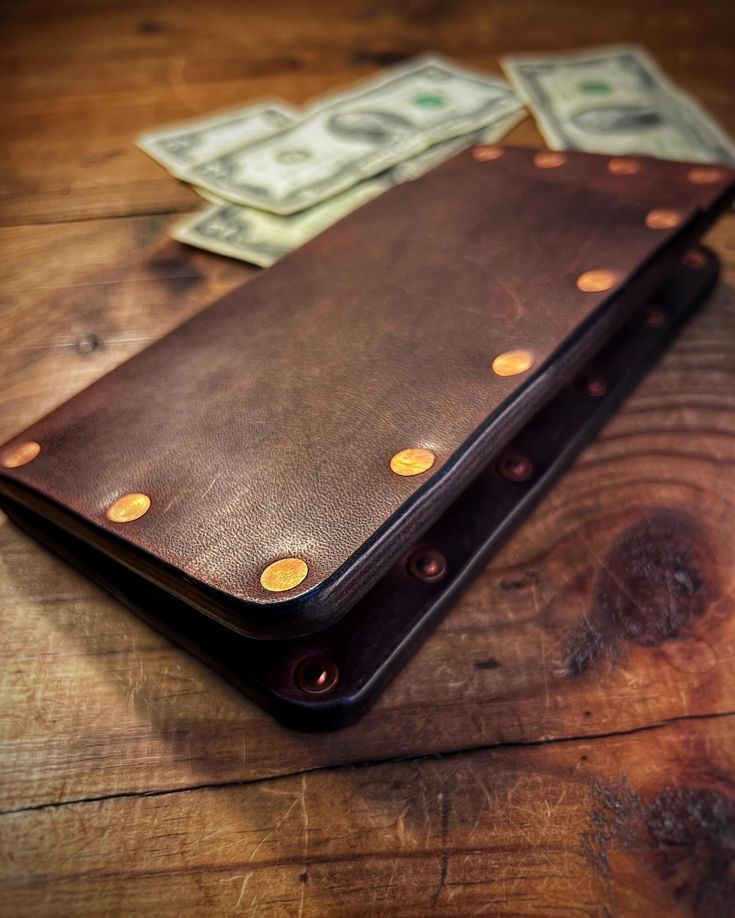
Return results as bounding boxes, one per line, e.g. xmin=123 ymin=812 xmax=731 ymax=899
xmin=1 ymin=146 xmax=733 ymax=728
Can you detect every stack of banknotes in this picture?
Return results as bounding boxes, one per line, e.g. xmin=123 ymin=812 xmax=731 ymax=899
xmin=138 ymin=47 xmax=734 ymax=268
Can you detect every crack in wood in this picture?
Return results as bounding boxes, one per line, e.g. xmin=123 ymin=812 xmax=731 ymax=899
xmin=2 ymin=709 xmax=732 ymax=820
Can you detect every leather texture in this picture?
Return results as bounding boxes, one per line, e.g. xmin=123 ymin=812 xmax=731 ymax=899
xmin=0 ymin=146 xmax=733 ymax=639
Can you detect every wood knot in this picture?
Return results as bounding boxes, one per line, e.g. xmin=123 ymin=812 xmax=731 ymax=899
xmin=597 ymin=509 xmax=715 ymax=646
xmin=646 ymin=788 xmax=735 ymax=914
xmin=581 ymin=778 xmax=735 ymax=914
xmin=566 ymin=509 xmax=722 ymax=674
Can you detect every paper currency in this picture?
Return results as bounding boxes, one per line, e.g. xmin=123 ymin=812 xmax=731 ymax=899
xmin=137 ymin=102 xmax=298 ymax=175
xmin=175 ymin=185 xmax=388 ymax=267
xmin=502 ymin=45 xmax=735 ymax=164
xmin=173 ymin=112 xmax=525 ymax=267
xmin=180 ymin=54 xmax=523 ymax=214
xmin=195 ymin=187 xmax=230 ymax=205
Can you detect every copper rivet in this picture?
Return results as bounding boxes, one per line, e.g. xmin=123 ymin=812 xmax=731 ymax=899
xmin=491 ymin=349 xmax=534 ymax=377
xmin=1 ymin=440 xmax=41 ymax=469
xmin=106 ymin=492 xmax=151 ymax=523
xmin=646 ymin=209 xmax=682 ymax=229
xmin=577 ymin=269 xmax=619 ymax=293
xmin=295 ymin=656 xmax=339 ymax=695
xmin=688 ymin=166 xmax=724 ymax=185
xmin=608 ymin=157 xmax=641 ymax=175
xmin=644 ymin=307 xmax=667 ymax=328
xmin=534 ymin=151 xmax=566 ymax=169
xmin=473 ymin=145 xmax=503 ymax=161
xmin=585 ymin=375 xmax=608 ymax=397
xmin=390 ymin=448 xmax=436 ymax=477
xmin=498 ymin=453 xmax=534 ymax=482
xmin=407 ymin=548 xmax=448 ymax=583
xmin=260 ymin=557 xmax=308 ymax=592
xmin=682 ymin=248 xmax=707 ymax=268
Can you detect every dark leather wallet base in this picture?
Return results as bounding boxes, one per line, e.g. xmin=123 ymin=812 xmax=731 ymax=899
xmin=2 ymin=246 xmax=718 ymax=730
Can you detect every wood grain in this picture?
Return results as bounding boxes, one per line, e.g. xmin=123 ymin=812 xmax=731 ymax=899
xmin=2 ymin=719 xmax=733 ymax=916
xmin=1 ymin=0 xmax=734 ymax=914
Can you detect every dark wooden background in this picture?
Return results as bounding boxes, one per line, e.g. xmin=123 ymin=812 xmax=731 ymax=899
xmin=1 ymin=1 xmax=734 ymax=914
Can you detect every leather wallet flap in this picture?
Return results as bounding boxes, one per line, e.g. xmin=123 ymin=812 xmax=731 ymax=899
xmin=1 ymin=147 xmax=732 ymax=638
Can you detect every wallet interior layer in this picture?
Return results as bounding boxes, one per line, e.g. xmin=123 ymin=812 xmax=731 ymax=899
xmin=0 ymin=147 xmax=733 ymax=639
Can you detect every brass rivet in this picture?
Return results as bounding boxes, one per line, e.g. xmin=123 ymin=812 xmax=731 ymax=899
xmin=682 ymin=248 xmax=707 ymax=268
xmin=534 ymin=151 xmax=566 ymax=169
xmin=106 ymin=492 xmax=151 ymax=523
xmin=260 ymin=557 xmax=308 ymax=592
xmin=577 ymin=269 xmax=619 ymax=293
xmin=688 ymin=166 xmax=724 ymax=184
xmin=1 ymin=440 xmax=41 ymax=469
xmin=491 ymin=349 xmax=534 ymax=377
xmin=646 ymin=208 xmax=682 ymax=229
xmin=473 ymin=145 xmax=503 ymax=161
xmin=608 ymin=157 xmax=641 ymax=175
xmin=390 ymin=448 xmax=436 ymax=477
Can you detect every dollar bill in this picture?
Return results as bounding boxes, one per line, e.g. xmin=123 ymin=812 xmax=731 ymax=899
xmin=137 ymin=101 xmax=298 ymax=175
xmin=180 ymin=54 xmax=523 ymax=214
xmin=194 ymin=187 xmax=230 ymax=205
xmin=173 ymin=112 xmax=525 ymax=267
xmin=502 ymin=45 xmax=735 ymax=164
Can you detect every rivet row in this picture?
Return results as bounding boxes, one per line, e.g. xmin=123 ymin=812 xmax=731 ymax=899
xmin=472 ymin=148 xmax=726 ymax=189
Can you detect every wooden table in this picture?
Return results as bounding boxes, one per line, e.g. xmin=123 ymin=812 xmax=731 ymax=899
xmin=2 ymin=2 xmax=734 ymax=914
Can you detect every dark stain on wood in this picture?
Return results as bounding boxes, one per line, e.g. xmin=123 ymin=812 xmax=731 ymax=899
xmin=397 ymin=0 xmax=455 ymax=21
xmin=351 ymin=49 xmax=413 ymax=67
xmin=646 ymin=787 xmax=735 ymax=916
xmin=598 ymin=509 xmax=717 ymax=646
xmin=566 ymin=509 xmax=723 ymax=675
xmin=499 ymin=569 xmax=540 ymax=592
xmin=581 ymin=777 xmax=735 ymax=917
xmin=146 ymin=253 xmax=205 ymax=292
xmin=82 ymin=148 xmax=124 ymax=166
xmin=566 ymin=618 xmax=613 ymax=676
xmin=582 ymin=777 xmax=645 ymax=877
xmin=137 ymin=20 xmax=165 ymax=34
xmin=474 ymin=657 xmax=501 ymax=670
xmin=74 ymin=334 xmax=101 ymax=356
xmin=246 ymin=56 xmax=304 ymax=78
xmin=431 ymin=792 xmax=451 ymax=904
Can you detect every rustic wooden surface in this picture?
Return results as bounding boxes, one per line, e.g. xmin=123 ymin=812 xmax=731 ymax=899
xmin=1 ymin=1 xmax=734 ymax=915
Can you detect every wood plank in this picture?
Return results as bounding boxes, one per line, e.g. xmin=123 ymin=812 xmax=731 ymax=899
xmin=1 ymin=0 xmax=733 ymax=224
xmin=0 ymin=215 xmax=251 ymax=441
xmin=2 ymin=2 xmax=735 ymax=912
xmin=2 ymin=717 xmax=733 ymax=916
